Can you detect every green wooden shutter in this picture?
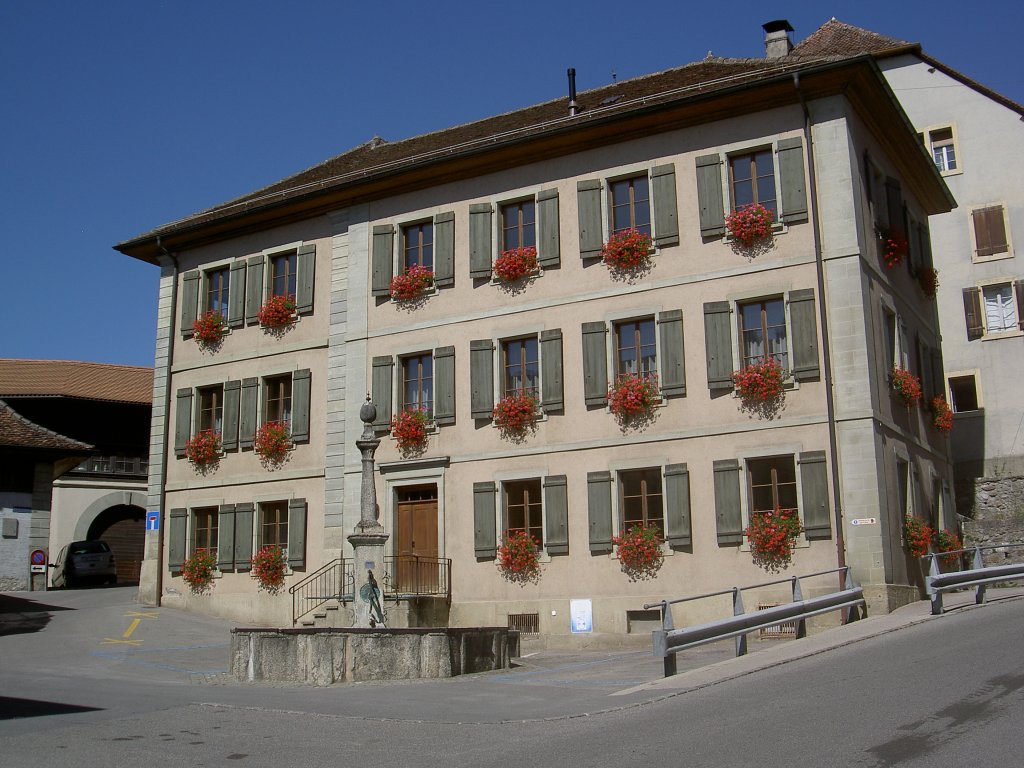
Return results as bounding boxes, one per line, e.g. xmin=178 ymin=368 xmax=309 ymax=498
xmin=217 ymin=504 xmax=236 ymax=571
xmin=651 ymin=164 xmax=679 ymax=247
xmin=433 ymin=346 xmax=456 ymax=425
xmin=245 ymin=256 xmax=264 ymax=325
xmin=788 ymin=289 xmax=820 ymax=381
xmin=433 ymin=211 xmax=455 ymax=287
xmin=664 ymin=463 xmax=692 ymax=548
xmin=540 ymin=329 xmax=564 ymax=412
xmin=234 ymin=502 xmax=254 ymax=570
xmin=917 ymin=338 xmax=932 ymax=401
xmin=658 ymin=309 xmax=686 ymax=398
xmin=169 ymin=508 xmax=188 ymax=571
xmin=239 ymin=378 xmax=258 ymax=449
xmin=885 ymin=177 xmax=903 ymax=233
xmin=908 ymin=219 xmax=921 ymax=275
xmin=228 ymin=260 xmax=246 ymax=328
xmin=930 ymin=348 xmax=944 ymax=403
xmin=174 ymin=388 xmax=193 ymax=458
xmin=587 ymin=471 xmax=613 ymax=553
xmin=371 ymin=225 xmax=395 ymax=297
xmin=470 ymin=340 xmax=495 ymax=419
xmin=577 ymin=179 xmax=603 ymax=259
xmin=469 ymin=203 xmax=493 ymax=279
xmin=537 ymin=188 xmax=561 ymax=267
xmin=181 ymin=270 xmax=200 ymax=338
xmin=473 ymin=481 xmax=497 ymax=559
xmin=222 ymin=380 xmax=240 ymax=452
xmin=962 ymin=288 xmax=983 ymax=341
xmin=714 ymin=459 xmax=743 ymax=545
xmin=371 ymin=356 xmax=394 ymax=430
xmin=777 ymin=137 xmax=808 ymax=224
xmin=581 ymin=321 xmax=609 ymax=406
xmin=288 ymin=498 xmax=307 ymax=568
xmin=703 ymin=302 xmax=734 ymax=391
xmin=696 ymin=154 xmax=726 ymax=237
xmin=291 ymin=369 xmax=311 ymax=443
xmin=798 ymin=451 xmax=831 ymax=540
xmin=296 ymin=243 xmax=316 ymax=314
xmin=544 ymin=475 xmax=568 ymax=555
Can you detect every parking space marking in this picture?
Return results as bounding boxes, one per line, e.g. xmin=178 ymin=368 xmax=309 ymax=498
xmin=99 ymin=611 xmax=158 ymax=646
xmin=125 ymin=611 xmax=159 ymax=619
xmin=101 ymin=637 xmax=143 ymax=646
xmin=122 ymin=618 xmax=142 ymax=639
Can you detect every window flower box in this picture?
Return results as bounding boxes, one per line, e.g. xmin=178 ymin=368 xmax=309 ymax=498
xmin=181 ymin=549 xmax=217 ymax=595
xmin=731 ymin=358 xmax=785 ymax=402
xmin=251 ymin=545 xmax=287 ymax=594
xmin=493 ymin=246 xmax=538 ymax=283
xmin=930 ymin=395 xmax=953 ymax=434
xmin=918 ymin=266 xmax=939 ymax=298
xmin=493 ymin=391 xmax=538 ymax=440
xmin=192 ymin=310 xmax=227 ymax=348
xmin=389 ymin=265 xmax=435 ymax=301
xmin=390 ymin=408 xmax=430 ymax=453
xmin=607 ymin=373 xmax=659 ymax=425
xmin=744 ymin=506 xmax=802 ymax=574
xmin=601 ymin=229 xmax=653 ymax=274
xmin=904 ymin=515 xmax=933 ymax=558
xmin=185 ymin=430 xmax=222 ymax=468
xmin=612 ymin=523 xmax=665 ymax=581
xmin=891 ymin=367 xmax=922 ymax=407
xmin=933 ymin=529 xmax=963 ymax=569
xmin=258 ymin=294 xmax=297 ymax=328
xmin=725 ymin=203 xmax=775 ymax=248
xmin=255 ymin=421 xmax=291 ymax=466
xmin=497 ymin=529 xmax=541 ymax=585
xmin=876 ymin=226 xmax=908 ymax=268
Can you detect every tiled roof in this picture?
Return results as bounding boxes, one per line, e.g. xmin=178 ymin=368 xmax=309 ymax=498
xmin=0 ymin=360 xmax=153 ymax=405
xmin=0 ymin=400 xmax=93 ymax=451
xmin=792 ymin=19 xmax=913 ymax=57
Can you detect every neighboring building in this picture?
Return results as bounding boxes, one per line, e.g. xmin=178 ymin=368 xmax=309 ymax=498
xmin=0 ymin=360 xmax=153 ymax=590
xmin=791 ymin=20 xmax=1024 ymax=540
xmin=116 ymin=23 xmax=955 ymax=637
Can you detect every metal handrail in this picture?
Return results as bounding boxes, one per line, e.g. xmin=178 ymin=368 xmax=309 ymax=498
xmin=383 ymin=555 xmax=452 ymax=604
xmin=923 ymin=543 xmax=1024 ymax=615
xmin=288 ymin=558 xmax=352 ymax=626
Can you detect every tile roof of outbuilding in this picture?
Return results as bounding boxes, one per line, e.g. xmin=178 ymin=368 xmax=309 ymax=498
xmin=0 ymin=399 xmax=93 ymax=451
xmin=0 ymin=360 xmax=153 ymax=405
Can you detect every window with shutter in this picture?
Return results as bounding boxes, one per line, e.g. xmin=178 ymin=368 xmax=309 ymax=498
xmin=544 ymin=475 xmax=568 ymax=555
xmin=971 ymin=205 xmax=1011 ymax=260
xmin=433 ymin=346 xmax=456 ymax=426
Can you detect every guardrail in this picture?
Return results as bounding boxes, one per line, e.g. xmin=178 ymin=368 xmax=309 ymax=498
xmin=645 ymin=567 xmax=866 ymax=677
xmin=924 ymin=544 xmax=1024 ymax=615
xmin=289 ymin=558 xmax=354 ymax=626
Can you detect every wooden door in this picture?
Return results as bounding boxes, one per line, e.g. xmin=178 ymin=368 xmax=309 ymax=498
xmin=395 ymin=486 xmax=438 ymax=593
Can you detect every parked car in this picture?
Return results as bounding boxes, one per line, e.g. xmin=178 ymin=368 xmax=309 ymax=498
xmin=50 ymin=540 xmax=117 ymax=588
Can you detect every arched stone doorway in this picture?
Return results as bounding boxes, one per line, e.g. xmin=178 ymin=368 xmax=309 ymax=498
xmin=86 ymin=505 xmax=145 ymax=584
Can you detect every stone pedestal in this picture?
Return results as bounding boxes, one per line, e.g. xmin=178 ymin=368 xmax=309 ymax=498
xmin=349 ymin=526 xmax=388 ymax=627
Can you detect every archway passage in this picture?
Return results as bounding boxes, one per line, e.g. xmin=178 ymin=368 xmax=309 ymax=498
xmin=87 ymin=505 xmax=145 ymax=584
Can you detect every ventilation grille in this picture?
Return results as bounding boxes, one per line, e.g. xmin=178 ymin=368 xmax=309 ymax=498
xmin=507 ymin=613 xmax=540 ymax=634
xmin=757 ymin=604 xmax=797 ymax=638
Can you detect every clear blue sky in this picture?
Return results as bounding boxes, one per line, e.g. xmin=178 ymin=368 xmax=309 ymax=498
xmin=2 ymin=1 xmax=1019 ymax=368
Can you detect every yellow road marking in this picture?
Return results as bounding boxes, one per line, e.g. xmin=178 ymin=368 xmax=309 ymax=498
xmin=125 ymin=611 xmax=159 ymax=619
xmin=122 ymin=618 xmax=142 ymax=639
xmin=101 ymin=638 xmax=143 ymax=646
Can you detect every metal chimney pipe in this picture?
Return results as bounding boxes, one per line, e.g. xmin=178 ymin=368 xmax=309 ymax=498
xmin=568 ymin=68 xmax=578 ymax=116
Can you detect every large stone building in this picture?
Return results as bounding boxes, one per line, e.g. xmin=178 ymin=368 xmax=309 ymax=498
xmin=116 ymin=22 xmax=955 ymax=639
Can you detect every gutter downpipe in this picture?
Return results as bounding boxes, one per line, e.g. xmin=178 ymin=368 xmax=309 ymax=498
xmin=151 ymin=234 xmax=179 ymax=607
xmin=793 ymin=73 xmax=848 ymax=594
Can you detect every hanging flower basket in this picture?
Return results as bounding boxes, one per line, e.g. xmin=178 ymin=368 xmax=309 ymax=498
xmin=877 ymin=227 xmax=909 ymax=268
xmin=255 ymin=421 xmax=291 ymax=464
xmin=744 ymin=507 xmax=802 ymax=574
xmin=258 ymin=294 xmax=296 ymax=328
xmin=181 ymin=550 xmax=217 ymax=595
xmin=930 ymin=395 xmax=953 ymax=434
xmin=891 ymin=367 xmax=922 ymax=407
xmin=933 ymin=529 xmax=963 ymax=569
xmin=601 ymin=229 xmax=653 ymax=273
xmin=607 ymin=373 xmax=659 ymax=423
xmin=493 ymin=246 xmax=538 ymax=283
xmin=493 ymin=391 xmax=538 ymax=439
xmin=918 ymin=266 xmax=939 ymax=298
xmin=192 ymin=310 xmax=227 ymax=348
xmin=251 ymin=545 xmax=287 ymax=594
xmin=390 ymin=408 xmax=430 ymax=451
xmin=389 ymin=265 xmax=434 ymax=301
xmin=185 ymin=430 xmax=222 ymax=467
xmin=611 ymin=523 xmax=665 ymax=581
xmin=731 ymin=358 xmax=786 ymax=402
xmin=904 ymin=515 xmax=933 ymax=558
xmin=726 ymin=203 xmax=775 ymax=248
xmin=497 ymin=529 xmax=541 ymax=585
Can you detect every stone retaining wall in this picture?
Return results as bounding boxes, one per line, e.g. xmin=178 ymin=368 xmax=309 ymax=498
xmin=961 ymin=475 xmax=1024 ymax=579
xmin=231 ymin=626 xmax=512 ymax=686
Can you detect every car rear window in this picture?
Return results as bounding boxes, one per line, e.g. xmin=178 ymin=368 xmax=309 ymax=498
xmin=70 ymin=541 xmax=110 ymax=555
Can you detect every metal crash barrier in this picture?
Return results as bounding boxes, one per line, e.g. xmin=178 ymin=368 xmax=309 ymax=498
xmin=645 ymin=567 xmax=866 ymax=678
xmin=924 ymin=544 xmax=1024 ymax=615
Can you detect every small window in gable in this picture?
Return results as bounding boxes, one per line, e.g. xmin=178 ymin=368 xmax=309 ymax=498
xmin=928 ymin=127 xmax=958 ymax=173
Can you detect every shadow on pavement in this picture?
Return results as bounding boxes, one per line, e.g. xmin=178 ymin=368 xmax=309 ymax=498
xmin=0 ymin=696 xmax=103 ymax=721
xmin=0 ymin=593 xmax=75 ymax=636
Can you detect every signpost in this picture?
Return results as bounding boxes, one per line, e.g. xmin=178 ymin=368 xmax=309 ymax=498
xmin=30 ymin=549 xmax=46 ymax=574
xmin=146 ymin=512 xmax=159 ymax=531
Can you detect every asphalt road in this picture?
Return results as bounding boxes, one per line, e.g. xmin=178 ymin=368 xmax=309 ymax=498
xmin=1 ymin=586 xmax=1022 ymax=767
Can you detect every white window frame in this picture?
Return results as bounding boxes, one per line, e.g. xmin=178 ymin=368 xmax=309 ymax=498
xmin=969 ymin=203 xmax=1014 ymax=263
xmin=923 ymin=124 xmax=961 ymax=177
xmin=490 ymin=328 xmax=552 ymax=420
xmin=717 ymin=138 xmax=796 ymax=236
xmin=494 ymin=192 xmax=545 ymax=270
xmin=593 ymin=164 xmax=670 ymax=246
xmin=978 ymin=279 xmax=1022 ymax=339
xmin=493 ymin=469 xmax=552 ymax=559
xmin=726 ymin=288 xmax=801 ymax=388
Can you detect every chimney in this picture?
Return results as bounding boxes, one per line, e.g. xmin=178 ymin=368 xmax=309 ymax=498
xmin=567 ymin=68 xmax=579 ymax=116
xmin=762 ymin=19 xmax=794 ymax=59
